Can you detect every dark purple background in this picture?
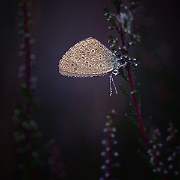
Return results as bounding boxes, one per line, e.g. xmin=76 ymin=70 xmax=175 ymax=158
xmin=0 ymin=0 xmax=179 ymax=179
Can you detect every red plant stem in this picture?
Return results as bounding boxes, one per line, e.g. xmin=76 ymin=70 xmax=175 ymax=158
xmin=126 ymin=65 xmax=150 ymax=149
xmin=23 ymin=1 xmax=37 ymax=179
xmin=114 ymin=1 xmax=150 ymax=149
xmin=23 ymin=1 xmax=31 ymax=98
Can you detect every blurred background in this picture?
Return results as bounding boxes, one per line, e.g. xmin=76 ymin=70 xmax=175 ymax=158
xmin=0 ymin=0 xmax=179 ymax=179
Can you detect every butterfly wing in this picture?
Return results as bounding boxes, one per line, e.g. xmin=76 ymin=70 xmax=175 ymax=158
xmin=59 ymin=37 xmax=116 ymax=77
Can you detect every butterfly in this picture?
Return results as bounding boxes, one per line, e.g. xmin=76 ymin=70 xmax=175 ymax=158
xmin=59 ymin=37 xmax=127 ymax=95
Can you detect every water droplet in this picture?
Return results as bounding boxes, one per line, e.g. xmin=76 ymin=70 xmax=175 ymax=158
xmin=30 ymin=54 xmax=36 ymax=60
xmin=105 ymin=159 xmax=110 ymax=164
xmin=172 ymin=152 xmax=177 ymax=157
xmin=27 ymin=12 xmax=31 ymax=17
xmin=30 ymin=119 xmax=38 ymax=129
xmin=101 ymin=165 xmax=106 ymax=170
xmin=103 ymin=128 xmax=108 ymax=132
xmin=22 ymin=122 xmax=31 ymax=130
xmin=163 ymin=170 xmax=168 ymax=174
xmin=174 ymin=171 xmax=179 ymax=175
xmin=114 ymin=152 xmax=119 ymax=156
xmin=168 ymin=156 xmax=172 ymax=161
xmin=30 ymin=38 xmax=35 ymax=45
xmin=18 ymin=51 xmax=24 ymax=57
xmin=102 ymin=139 xmax=107 ymax=145
xmin=19 ymin=44 xmax=25 ymax=50
xmin=24 ymin=33 xmax=30 ymax=38
xmin=105 ymin=172 xmax=110 ymax=177
xmin=156 ymin=151 xmax=160 ymax=156
xmin=31 ymin=76 xmax=37 ymax=84
xmin=113 ymin=140 xmax=118 ymax=145
xmin=150 ymin=157 xmax=154 ymax=163
xmin=157 ymin=167 xmax=161 ymax=172
xmin=101 ymin=151 xmax=106 ymax=156
xmin=113 ymin=162 xmax=121 ymax=167
xmin=18 ymin=66 xmax=25 ymax=79
xmin=99 ymin=177 xmax=104 ymax=180
xmin=14 ymin=109 xmax=20 ymax=115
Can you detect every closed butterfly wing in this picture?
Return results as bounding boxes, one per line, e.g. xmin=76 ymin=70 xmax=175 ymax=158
xmin=59 ymin=37 xmax=116 ymax=77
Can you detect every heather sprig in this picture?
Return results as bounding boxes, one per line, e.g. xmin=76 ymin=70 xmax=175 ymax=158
xmin=48 ymin=145 xmax=66 ymax=180
xmin=147 ymin=123 xmax=180 ymax=179
xmin=100 ymin=109 xmax=120 ymax=180
xmin=104 ymin=0 xmax=179 ymax=179
xmin=12 ymin=1 xmax=39 ymax=179
xmin=12 ymin=1 xmax=56 ymax=179
xmin=165 ymin=123 xmax=180 ymax=177
xmin=104 ymin=0 xmax=150 ymax=150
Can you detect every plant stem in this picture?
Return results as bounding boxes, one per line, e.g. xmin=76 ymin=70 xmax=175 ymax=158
xmin=114 ymin=0 xmax=150 ymax=149
xmin=126 ymin=65 xmax=150 ymax=149
xmin=23 ymin=1 xmax=37 ymax=179
xmin=23 ymin=1 xmax=31 ymax=114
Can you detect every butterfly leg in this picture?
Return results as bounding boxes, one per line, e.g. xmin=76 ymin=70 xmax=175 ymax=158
xmin=109 ymin=74 xmax=118 ymax=96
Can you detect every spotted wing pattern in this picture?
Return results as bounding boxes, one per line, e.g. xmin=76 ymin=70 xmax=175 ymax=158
xmin=59 ymin=37 xmax=115 ymax=77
